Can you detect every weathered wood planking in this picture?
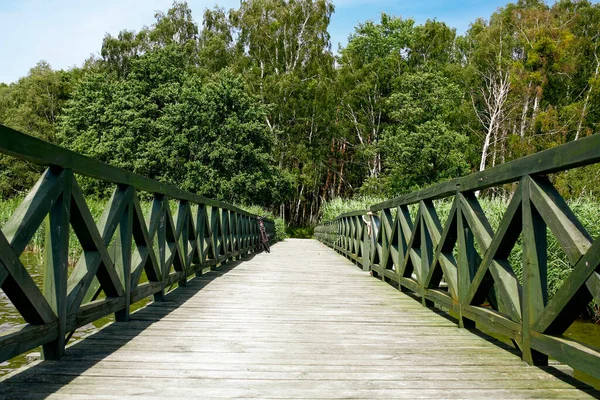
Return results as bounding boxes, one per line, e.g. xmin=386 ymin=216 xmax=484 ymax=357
xmin=1 ymin=239 xmax=597 ymax=399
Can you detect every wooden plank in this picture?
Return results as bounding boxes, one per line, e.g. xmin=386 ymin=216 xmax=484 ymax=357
xmin=423 ymin=289 xmax=455 ymax=310
xmin=68 ymin=297 xmax=126 ymax=330
xmin=531 ymin=331 xmax=600 ymax=383
xmin=131 ymin=282 xmax=163 ymax=303
xmin=0 ymin=322 xmax=58 ymax=363
xmin=462 ymin=305 xmax=521 ymax=341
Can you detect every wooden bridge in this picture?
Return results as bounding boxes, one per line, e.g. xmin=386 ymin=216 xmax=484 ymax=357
xmin=0 ymin=124 xmax=600 ymax=398
xmin=0 ymin=239 xmax=597 ymax=399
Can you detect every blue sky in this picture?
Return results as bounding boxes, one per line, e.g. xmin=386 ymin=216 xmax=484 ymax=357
xmin=0 ymin=0 xmax=514 ymax=84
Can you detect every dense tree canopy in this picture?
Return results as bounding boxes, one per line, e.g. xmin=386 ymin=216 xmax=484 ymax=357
xmin=1 ymin=0 xmax=600 ymax=223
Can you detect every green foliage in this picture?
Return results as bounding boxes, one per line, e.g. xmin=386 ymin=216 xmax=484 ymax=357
xmin=0 ymin=62 xmax=77 ymax=199
xmin=381 ymin=72 xmax=469 ymax=195
xmin=2 ymin=0 xmax=600 ymax=226
xmin=273 ymin=218 xmax=287 ymax=242
xmin=0 ymin=196 xmax=107 ymax=266
xmin=59 ymin=54 xmax=292 ymax=206
xmin=286 ymin=225 xmax=314 ymax=239
xmin=320 ymin=196 xmax=386 ymax=222
xmin=235 ymin=204 xmax=287 ymax=242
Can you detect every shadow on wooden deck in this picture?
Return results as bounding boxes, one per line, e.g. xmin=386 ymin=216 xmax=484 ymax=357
xmin=382 ymin=281 xmax=599 ymax=398
xmin=0 ymin=255 xmax=254 ymax=399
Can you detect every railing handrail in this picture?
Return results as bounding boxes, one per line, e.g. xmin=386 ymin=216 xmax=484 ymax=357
xmin=0 ymin=124 xmax=268 ymax=220
xmin=335 ymin=209 xmax=370 ymax=219
xmin=371 ymin=133 xmax=600 ymax=211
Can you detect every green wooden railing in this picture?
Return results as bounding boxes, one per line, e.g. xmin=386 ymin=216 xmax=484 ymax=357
xmin=0 ymin=124 xmax=275 ymax=362
xmin=316 ymin=134 xmax=600 ymax=381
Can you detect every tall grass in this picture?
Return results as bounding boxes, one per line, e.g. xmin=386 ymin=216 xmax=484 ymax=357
xmin=0 ymin=198 xmax=287 ymax=268
xmin=235 ymin=204 xmax=287 ymax=242
xmin=0 ymin=197 xmax=107 ymax=266
xmin=320 ymin=196 xmax=386 ymax=222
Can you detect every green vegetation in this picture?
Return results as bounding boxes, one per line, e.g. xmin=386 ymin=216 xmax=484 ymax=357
xmin=236 ymin=204 xmax=287 ymax=242
xmin=0 ymin=198 xmax=287 ymax=265
xmin=1 ymin=0 xmax=599 ymax=225
xmin=0 ymin=196 xmax=108 ymax=266
xmin=286 ymin=226 xmax=314 ymax=239
xmin=320 ymin=196 xmax=385 ymax=222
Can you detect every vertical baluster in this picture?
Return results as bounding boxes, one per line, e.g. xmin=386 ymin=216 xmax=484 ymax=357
xmin=362 ymin=213 xmax=371 ymax=272
xmin=177 ymin=200 xmax=189 ymax=287
xmin=211 ymin=207 xmax=221 ymax=269
xmin=420 ymin=202 xmax=433 ymax=307
xmin=114 ymin=186 xmax=133 ymax=322
xmin=457 ymin=191 xmax=476 ymax=329
xmin=42 ymin=168 xmax=71 ymax=360
xmin=228 ymin=210 xmax=234 ymax=260
xmin=522 ymin=176 xmax=549 ymax=365
xmin=371 ymin=212 xmax=381 ymax=278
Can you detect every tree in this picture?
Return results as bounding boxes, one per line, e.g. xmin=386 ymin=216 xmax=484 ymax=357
xmin=59 ymin=41 xmax=292 ymax=206
xmin=381 ymin=72 xmax=469 ymax=194
xmin=338 ymin=14 xmax=415 ymax=182
xmin=226 ymin=0 xmax=339 ymax=224
xmin=161 ymin=69 xmax=293 ymax=205
xmin=0 ymin=62 xmax=76 ymax=198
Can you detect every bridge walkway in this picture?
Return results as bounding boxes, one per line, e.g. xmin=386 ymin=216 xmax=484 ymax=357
xmin=1 ymin=239 xmax=598 ymax=399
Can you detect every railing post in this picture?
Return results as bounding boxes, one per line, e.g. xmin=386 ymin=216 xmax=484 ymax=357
xmin=370 ymin=213 xmax=381 ymax=278
xmin=362 ymin=215 xmax=371 ymax=272
xmin=150 ymin=195 xmax=167 ymax=301
xmin=521 ymin=176 xmax=549 ymax=366
xmin=457 ymin=190 xmax=476 ymax=329
xmin=420 ymin=202 xmax=434 ymax=307
xmin=177 ymin=200 xmax=189 ymax=288
xmin=114 ymin=185 xmax=133 ymax=322
xmin=42 ymin=168 xmax=71 ymax=360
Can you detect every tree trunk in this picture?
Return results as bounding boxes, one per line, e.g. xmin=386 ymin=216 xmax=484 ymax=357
xmin=576 ymin=52 xmax=599 ymax=140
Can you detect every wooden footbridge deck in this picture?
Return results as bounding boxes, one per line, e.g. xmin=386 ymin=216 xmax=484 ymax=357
xmin=1 ymin=126 xmax=600 ymax=398
xmin=2 ymin=239 xmax=598 ymax=399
